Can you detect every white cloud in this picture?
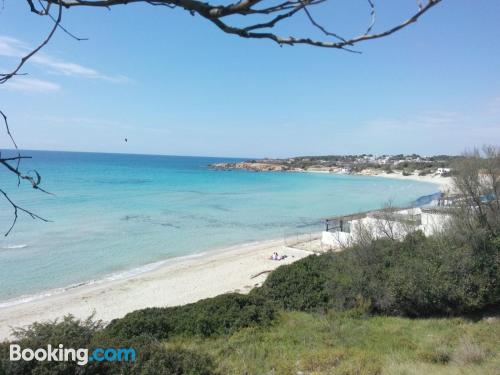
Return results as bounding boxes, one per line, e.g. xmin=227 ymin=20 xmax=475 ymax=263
xmin=4 ymin=77 xmax=61 ymax=92
xmin=30 ymin=54 xmax=131 ymax=83
xmin=0 ymin=36 xmax=28 ymax=57
xmin=355 ymin=106 xmax=500 ymax=155
xmin=363 ymin=111 xmax=462 ymax=133
xmin=0 ymin=35 xmax=130 ymax=83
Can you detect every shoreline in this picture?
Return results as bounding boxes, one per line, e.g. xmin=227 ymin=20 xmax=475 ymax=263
xmin=303 ymin=170 xmax=452 ymax=194
xmin=294 ymin=168 xmax=452 ymax=193
xmin=0 ymin=173 xmax=448 ymax=340
xmin=366 ymin=171 xmax=453 ymax=193
xmin=0 ymin=237 xmax=314 ymax=340
xmin=211 ymin=162 xmax=453 ymax=193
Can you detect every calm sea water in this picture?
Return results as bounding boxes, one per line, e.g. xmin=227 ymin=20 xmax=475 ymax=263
xmin=0 ymin=151 xmax=438 ymax=303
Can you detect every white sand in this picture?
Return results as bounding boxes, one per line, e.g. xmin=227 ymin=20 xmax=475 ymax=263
xmin=0 ymin=239 xmax=313 ymax=340
xmin=303 ymin=168 xmax=454 ymax=193
xmin=372 ymin=172 xmax=454 ymax=193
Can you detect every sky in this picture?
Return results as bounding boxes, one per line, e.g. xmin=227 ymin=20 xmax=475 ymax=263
xmin=0 ymin=0 xmax=499 ymax=158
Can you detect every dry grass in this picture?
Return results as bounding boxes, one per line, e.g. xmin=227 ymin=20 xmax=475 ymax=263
xmin=172 ymin=311 xmax=500 ymax=375
xmin=452 ymin=336 xmax=488 ymax=365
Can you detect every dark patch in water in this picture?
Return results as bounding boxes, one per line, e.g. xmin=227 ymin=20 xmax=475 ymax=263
xmin=120 ymin=214 xmax=181 ymax=229
xmin=208 ymin=204 xmax=233 ymax=213
xmin=158 ymin=223 xmax=181 ymax=229
xmin=96 ymin=178 xmax=151 ymax=185
xmin=413 ymin=192 xmax=442 ymax=206
xmin=121 ymin=214 xmax=151 ymax=221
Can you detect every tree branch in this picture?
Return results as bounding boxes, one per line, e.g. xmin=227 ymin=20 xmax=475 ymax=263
xmin=0 ymin=1 xmax=62 ymax=84
xmin=0 ymin=188 xmax=50 ymax=237
xmin=33 ymin=0 xmax=442 ymax=50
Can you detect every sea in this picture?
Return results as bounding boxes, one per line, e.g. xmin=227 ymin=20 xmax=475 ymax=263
xmin=0 ymin=150 xmax=439 ymax=305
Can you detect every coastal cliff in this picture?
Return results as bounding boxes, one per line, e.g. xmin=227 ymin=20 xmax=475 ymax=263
xmin=210 ymin=161 xmax=316 ymax=172
xmin=209 ymin=156 xmax=455 ymax=193
xmin=210 ymin=154 xmax=458 ymax=177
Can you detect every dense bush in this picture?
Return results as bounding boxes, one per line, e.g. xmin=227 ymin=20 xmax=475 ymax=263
xmin=0 ymin=315 xmax=102 ymax=375
xmin=252 ymin=253 xmax=333 ymax=312
xmin=100 ymin=293 xmax=276 ymax=340
xmin=255 ymin=231 xmax=499 ymax=317
xmin=0 ymin=294 xmax=274 ymax=374
xmin=0 ymin=316 xmax=217 ymax=375
xmin=329 ymin=231 xmax=499 ymax=316
xmin=91 ymin=338 xmax=216 ymax=375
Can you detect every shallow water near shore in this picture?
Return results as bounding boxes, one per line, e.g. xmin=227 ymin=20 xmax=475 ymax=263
xmin=0 ymin=151 xmax=438 ymax=303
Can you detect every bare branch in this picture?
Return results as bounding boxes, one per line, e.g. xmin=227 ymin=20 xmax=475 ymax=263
xmin=365 ymin=0 xmax=376 ymax=35
xmin=0 ymin=188 xmax=50 ymax=236
xmin=0 ymin=1 xmax=62 ymax=84
xmin=33 ymin=0 xmax=442 ymax=50
xmin=0 ymin=158 xmax=53 ymax=195
xmin=0 ymin=110 xmax=18 ymax=149
xmin=38 ymin=0 xmax=88 ymax=41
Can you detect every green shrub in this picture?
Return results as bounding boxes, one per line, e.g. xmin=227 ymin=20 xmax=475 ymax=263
xmin=101 ymin=293 xmax=276 ymax=340
xmin=328 ymin=232 xmax=499 ymax=316
xmin=92 ymin=338 xmax=216 ymax=375
xmin=0 ymin=316 xmax=217 ymax=375
xmin=0 ymin=315 xmax=102 ymax=375
xmin=255 ymin=232 xmax=499 ymax=317
xmin=253 ymin=253 xmax=333 ymax=312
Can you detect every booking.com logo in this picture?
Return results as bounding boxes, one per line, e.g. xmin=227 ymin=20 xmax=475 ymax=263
xmin=10 ymin=344 xmax=136 ymax=366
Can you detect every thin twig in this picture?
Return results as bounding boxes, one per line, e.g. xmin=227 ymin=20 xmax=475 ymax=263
xmin=0 ymin=189 xmax=50 ymax=236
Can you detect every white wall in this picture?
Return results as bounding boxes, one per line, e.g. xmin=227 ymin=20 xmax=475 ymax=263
xmin=420 ymin=212 xmax=451 ymax=236
xmin=321 ymin=208 xmax=451 ymax=247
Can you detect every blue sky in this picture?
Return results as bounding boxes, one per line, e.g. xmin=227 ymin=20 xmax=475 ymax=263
xmin=0 ymin=0 xmax=499 ymax=158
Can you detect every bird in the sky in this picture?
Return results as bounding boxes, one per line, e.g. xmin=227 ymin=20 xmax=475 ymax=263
xmin=125 ymin=138 xmax=128 ymax=143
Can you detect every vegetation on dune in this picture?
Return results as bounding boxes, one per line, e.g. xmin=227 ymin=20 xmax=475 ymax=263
xmin=175 ymin=311 xmax=500 ymax=375
xmin=256 ymin=231 xmax=498 ymax=317
xmin=252 ymin=252 xmax=333 ymax=312
xmin=99 ymin=293 xmax=276 ymax=341
xmin=0 ymin=316 xmax=216 ymax=375
xmin=2 ymin=311 xmax=498 ymax=375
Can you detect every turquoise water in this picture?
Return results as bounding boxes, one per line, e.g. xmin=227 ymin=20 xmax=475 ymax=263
xmin=0 ymin=151 xmax=438 ymax=302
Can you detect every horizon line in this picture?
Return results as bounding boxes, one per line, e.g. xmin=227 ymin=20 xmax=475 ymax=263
xmin=0 ymin=147 xmax=463 ymax=160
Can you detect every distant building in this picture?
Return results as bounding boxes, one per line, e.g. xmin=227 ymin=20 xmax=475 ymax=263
xmin=340 ymin=167 xmax=351 ymax=174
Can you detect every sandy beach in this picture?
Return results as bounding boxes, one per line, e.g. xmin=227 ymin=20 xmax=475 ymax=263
xmin=372 ymin=172 xmax=454 ymax=193
xmin=306 ymin=169 xmax=454 ymax=193
xmin=0 ymin=238 xmax=313 ymax=340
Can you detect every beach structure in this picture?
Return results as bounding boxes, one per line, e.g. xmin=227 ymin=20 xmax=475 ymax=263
xmin=436 ymin=167 xmax=452 ymax=175
xmin=321 ymin=204 xmax=453 ymax=249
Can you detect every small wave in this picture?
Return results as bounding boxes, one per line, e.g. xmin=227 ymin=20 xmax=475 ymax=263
xmin=1 ymin=244 xmax=28 ymax=250
xmin=0 ymin=251 xmax=207 ymax=309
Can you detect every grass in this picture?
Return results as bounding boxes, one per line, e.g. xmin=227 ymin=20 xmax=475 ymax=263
xmin=170 ymin=311 xmax=500 ymax=375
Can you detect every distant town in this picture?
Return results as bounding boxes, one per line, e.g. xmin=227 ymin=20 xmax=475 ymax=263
xmin=211 ymin=154 xmax=460 ymax=176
